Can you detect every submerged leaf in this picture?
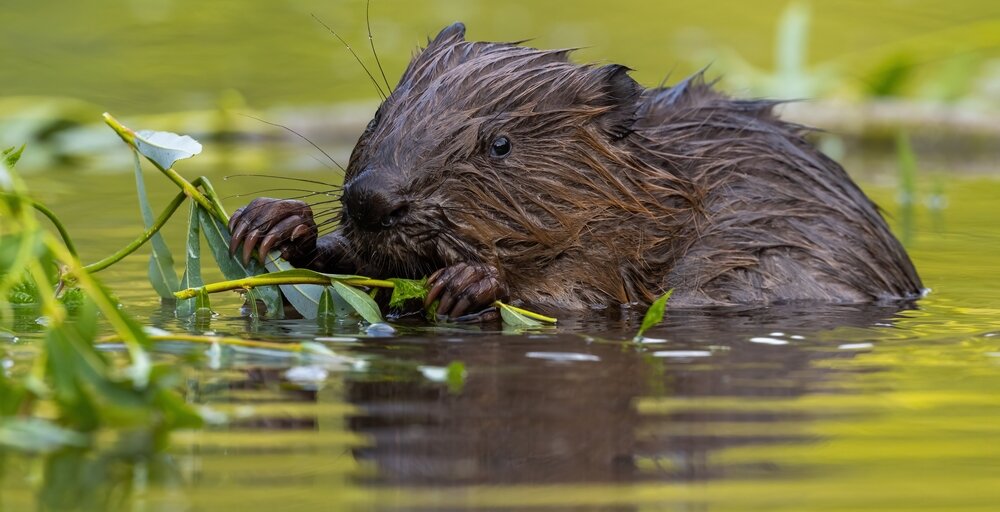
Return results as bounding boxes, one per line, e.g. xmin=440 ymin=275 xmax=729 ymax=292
xmin=133 ymin=129 xmax=202 ymax=170
xmin=633 ymin=290 xmax=673 ymax=342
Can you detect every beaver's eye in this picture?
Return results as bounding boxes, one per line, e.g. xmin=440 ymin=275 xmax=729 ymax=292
xmin=490 ymin=136 xmax=512 ymax=159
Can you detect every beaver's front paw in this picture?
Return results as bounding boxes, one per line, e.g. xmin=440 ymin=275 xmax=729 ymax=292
xmin=425 ymin=263 xmax=509 ymax=321
xmin=228 ymin=198 xmax=317 ymax=266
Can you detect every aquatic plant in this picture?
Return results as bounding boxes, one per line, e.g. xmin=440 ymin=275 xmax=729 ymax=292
xmin=0 ymin=146 xmax=202 ymax=453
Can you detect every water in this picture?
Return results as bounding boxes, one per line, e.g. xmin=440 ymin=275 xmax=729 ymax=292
xmin=2 ymin=164 xmax=999 ymax=511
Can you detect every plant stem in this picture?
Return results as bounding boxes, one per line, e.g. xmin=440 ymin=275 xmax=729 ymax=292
xmin=83 ymin=191 xmax=187 ymax=273
xmin=174 ymin=275 xmax=395 ymax=299
xmin=27 ymin=200 xmax=78 ymax=258
xmin=101 ymin=333 xmax=304 ymax=352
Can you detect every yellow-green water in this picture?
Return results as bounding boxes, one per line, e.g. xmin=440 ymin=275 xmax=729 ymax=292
xmin=2 ymin=165 xmax=999 ymax=511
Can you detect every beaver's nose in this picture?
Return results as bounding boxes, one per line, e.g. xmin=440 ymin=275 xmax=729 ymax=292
xmin=341 ymin=170 xmax=409 ymax=231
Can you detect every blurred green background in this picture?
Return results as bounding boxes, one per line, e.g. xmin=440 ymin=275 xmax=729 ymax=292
xmin=3 ymin=0 xmax=999 ymax=114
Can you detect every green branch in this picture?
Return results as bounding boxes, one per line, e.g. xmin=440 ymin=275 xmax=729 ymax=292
xmin=27 ymin=200 xmax=78 ymax=258
xmin=174 ymin=274 xmax=394 ymax=299
xmin=83 ymin=190 xmax=186 ymax=273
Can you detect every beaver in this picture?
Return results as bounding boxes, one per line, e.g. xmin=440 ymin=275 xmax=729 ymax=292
xmin=228 ymin=22 xmax=923 ymax=319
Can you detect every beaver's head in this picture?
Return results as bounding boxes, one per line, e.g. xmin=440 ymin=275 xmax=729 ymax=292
xmin=338 ymin=22 xmax=648 ymax=279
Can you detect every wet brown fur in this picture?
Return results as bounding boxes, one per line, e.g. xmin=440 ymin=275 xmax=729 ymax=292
xmin=335 ymin=24 xmax=922 ymax=309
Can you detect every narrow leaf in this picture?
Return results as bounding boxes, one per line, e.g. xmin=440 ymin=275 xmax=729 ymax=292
xmin=495 ymin=301 xmax=557 ymax=326
xmin=331 ymin=281 xmax=383 ymax=324
xmin=497 ymin=301 xmax=543 ymax=327
xmin=176 ymin=202 xmax=203 ymax=317
xmin=133 ymin=129 xmax=202 ymax=170
xmin=133 ymin=150 xmax=180 ymax=299
xmin=634 ymin=290 xmax=673 ymax=342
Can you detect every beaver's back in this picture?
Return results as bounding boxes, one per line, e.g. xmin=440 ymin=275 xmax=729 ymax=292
xmin=630 ymin=74 xmax=923 ymax=306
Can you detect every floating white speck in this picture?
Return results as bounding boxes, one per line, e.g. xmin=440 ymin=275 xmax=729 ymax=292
xmin=284 ymin=365 xmax=329 ymax=385
xmin=652 ymin=350 xmax=712 ymax=358
xmin=419 ymin=366 xmax=448 ymax=382
xmin=749 ymin=337 xmax=788 ymax=345
xmin=366 ymin=323 xmax=396 ymax=336
xmin=206 ymin=342 xmax=222 ymax=370
xmin=769 ymin=332 xmax=785 ymax=337
xmin=314 ymin=336 xmax=359 ymax=343
xmin=638 ymin=337 xmax=668 ymax=344
xmin=526 ymin=352 xmax=600 ymax=362
xmin=838 ymin=343 xmax=874 ymax=350
xmin=790 ymin=335 xmax=805 ymax=340
xmin=143 ymin=326 xmax=170 ymax=336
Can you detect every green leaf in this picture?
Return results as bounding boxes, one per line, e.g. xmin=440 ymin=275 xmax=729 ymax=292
xmin=176 ymin=202 xmax=203 ymax=317
xmin=7 ymin=277 xmax=38 ymax=304
xmin=59 ymin=287 xmax=85 ymax=314
xmin=317 ymin=285 xmax=354 ymax=323
xmin=2 ymin=145 xmax=25 ymax=169
xmin=495 ymin=301 xmax=557 ymax=327
xmin=133 ymin=129 xmax=202 ymax=170
xmin=198 ymin=210 xmax=283 ymax=318
xmin=263 ymin=252 xmax=324 ymax=319
xmin=633 ymin=290 xmax=673 ymax=342
xmin=0 ymin=418 xmax=89 ymax=453
xmin=497 ymin=301 xmax=544 ymax=327
xmin=387 ymin=277 xmax=428 ymax=308
xmin=331 ymin=281 xmax=383 ymax=324
xmin=446 ymin=361 xmax=466 ymax=394
xmin=132 ymin=150 xmax=180 ymax=299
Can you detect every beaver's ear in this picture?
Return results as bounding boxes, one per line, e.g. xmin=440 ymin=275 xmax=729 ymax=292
xmin=591 ymin=65 xmax=643 ymax=140
xmin=429 ymin=22 xmax=466 ymax=47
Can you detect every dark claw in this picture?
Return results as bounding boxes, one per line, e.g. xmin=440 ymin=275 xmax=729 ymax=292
xmin=225 ymin=197 xmax=318 ymax=267
xmin=229 ymin=217 xmax=250 ymax=256
xmin=425 ymin=262 xmax=508 ymax=321
xmin=242 ymin=229 xmax=262 ymax=265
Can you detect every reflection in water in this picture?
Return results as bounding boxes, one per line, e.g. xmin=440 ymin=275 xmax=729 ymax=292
xmin=344 ymin=303 xmax=914 ymax=485
xmin=4 ymin=173 xmax=1000 ymax=510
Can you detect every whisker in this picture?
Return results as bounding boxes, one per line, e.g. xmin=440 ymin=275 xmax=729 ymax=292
xmin=366 ymin=0 xmax=392 ymax=92
xmin=224 ymin=173 xmax=339 ymax=187
xmin=239 ymin=113 xmax=346 ymax=172
xmin=224 ymin=188 xmax=327 ymax=200
xmin=311 ymin=13 xmax=387 ymax=101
